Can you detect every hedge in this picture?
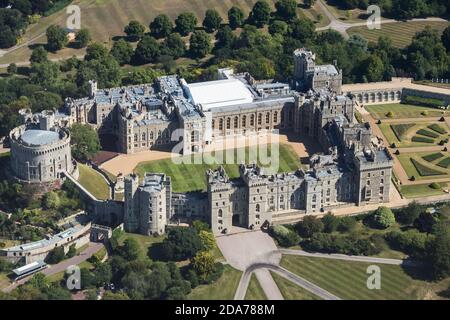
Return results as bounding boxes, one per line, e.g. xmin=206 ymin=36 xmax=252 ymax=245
xmin=403 ymin=95 xmax=445 ymax=108
xmin=411 ymin=136 xmax=434 ymax=143
xmin=428 ymin=123 xmax=447 ymax=134
xmin=390 ymin=123 xmax=415 ymax=141
xmin=437 ymin=157 xmax=450 ymax=169
xmin=422 ymin=153 xmax=444 ymax=162
xmin=416 ymin=129 xmax=439 ymax=138
xmin=410 ymin=158 xmax=445 ymax=176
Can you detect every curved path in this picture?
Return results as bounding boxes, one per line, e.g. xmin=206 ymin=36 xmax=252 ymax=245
xmin=315 ymin=0 xmax=448 ymax=37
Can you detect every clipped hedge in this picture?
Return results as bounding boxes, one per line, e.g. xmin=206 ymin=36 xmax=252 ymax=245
xmin=410 ymin=158 xmax=445 ymax=176
xmin=422 ymin=153 xmax=444 ymax=162
xmin=428 ymin=123 xmax=447 ymax=134
xmin=411 ymin=136 xmax=434 ymax=143
xmin=403 ymin=95 xmax=445 ymax=108
xmin=416 ymin=129 xmax=439 ymax=138
xmin=437 ymin=157 xmax=450 ymax=169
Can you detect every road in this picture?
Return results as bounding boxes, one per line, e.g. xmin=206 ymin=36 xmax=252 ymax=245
xmin=3 ymin=242 xmax=104 ymax=293
xmin=315 ymin=0 xmax=448 ymax=38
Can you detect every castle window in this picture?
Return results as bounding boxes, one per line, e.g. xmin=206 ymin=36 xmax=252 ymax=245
xmin=226 ymin=118 xmax=231 ymax=129
xmin=158 ymin=130 xmax=162 ymax=138
xmin=134 ymin=134 xmax=138 ymax=142
xmin=256 ymin=204 xmax=260 ymax=212
xmin=258 ymin=114 xmax=262 ymax=125
xmin=219 ymin=119 xmax=224 ymax=130
xmin=250 ymin=115 xmax=255 ymax=126
xmin=150 ymin=131 xmax=154 ymax=139
xmin=242 ymin=115 xmax=246 ymax=127
xmin=265 ymin=113 xmax=270 ymax=123
xmin=142 ymin=133 xmax=146 ymax=140
xmin=212 ymin=119 xmax=215 ymax=129
xmin=367 ymin=180 xmax=371 ymax=185
xmin=381 ymin=179 xmax=384 ymax=184
xmin=274 ymin=112 xmax=278 ymax=123
xmin=381 ymin=171 xmax=384 ymax=176
xmin=234 ymin=116 xmax=238 ymax=128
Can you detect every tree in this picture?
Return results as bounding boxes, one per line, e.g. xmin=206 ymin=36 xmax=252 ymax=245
xmin=7 ymin=63 xmax=17 ymax=74
xmin=270 ymin=225 xmax=300 ymax=247
xmin=120 ymin=238 xmax=141 ymax=261
xmin=275 ymin=0 xmax=297 ymax=21
xmin=93 ymin=263 xmax=112 ymax=286
xmin=76 ymin=55 xmax=121 ymax=90
xmin=66 ymin=244 xmax=77 ymax=258
xmin=290 ymin=18 xmax=315 ymax=42
xmin=160 ymin=228 xmax=203 ymax=261
xmin=269 ymin=20 xmax=288 ymax=35
xmin=414 ymin=212 xmax=438 ymax=233
xmin=365 ymin=55 xmax=384 ymax=82
xmin=371 ymin=206 xmax=395 ymax=229
xmin=30 ymin=46 xmax=48 ymax=64
xmin=124 ymin=20 xmax=146 ymax=41
xmin=75 ymin=28 xmax=91 ymax=48
xmin=249 ymin=1 xmax=271 ymax=28
xmin=228 ymin=6 xmax=244 ymax=30
xmin=304 ymin=0 xmax=316 ymax=8
xmin=110 ymin=39 xmax=134 ymax=65
xmin=29 ymin=61 xmax=59 ymax=87
xmin=42 ymin=191 xmax=60 ymax=209
xmin=80 ymin=268 xmax=96 ymax=289
xmin=103 ymin=291 xmax=130 ymax=300
xmin=122 ymin=68 xmax=162 ymax=86
xmin=46 ymin=25 xmax=67 ymax=51
xmin=192 ymin=251 xmax=215 ymax=280
xmin=161 ymin=33 xmax=186 ymax=59
xmin=198 ymin=230 xmax=215 ymax=251
xmin=175 ymin=12 xmax=197 ymax=36
xmin=46 ymin=246 xmax=65 ymax=264
xmin=442 ymin=26 xmax=450 ymax=52
xmin=134 ymin=35 xmax=160 ymax=64
xmin=427 ymin=227 xmax=450 ymax=279
xmin=215 ymin=25 xmax=236 ymax=48
xmin=189 ymin=30 xmax=212 ymax=59
xmin=150 ymin=14 xmax=173 ymax=38
xmin=85 ymin=43 xmax=109 ymax=61
xmin=203 ymin=9 xmax=222 ymax=33
xmin=322 ymin=213 xmax=339 ymax=233
xmin=0 ymin=26 xmax=18 ymax=48
xmin=395 ymin=201 xmax=422 ymax=225
xmin=70 ymin=123 xmax=101 ymax=161
xmin=296 ymin=216 xmax=324 ymax=238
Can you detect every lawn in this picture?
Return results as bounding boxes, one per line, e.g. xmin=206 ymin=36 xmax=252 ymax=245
xmin=379 ymin=122 xmax=449 ymax=148
xmin=245 ymin=274 xmax=267 ymax=300
xmin=77 ymin=163 xmax=110 ymax=200
xmin=347 ymin=21 xmax=450 ymax=48
xmin=187 ymin=264 xmax=242 ymax=300
xmin=134 ymin=144 xmax=301 ymax=193
xmin=117 ymin=232 xmax=165 ymax=260
xmin=390 ymin=123 xmax=415 ymax=141
xmin=401 ymin=183 xmax=447 ymax=199
xmin=398 ymin=153 xmax=449 ymax=180
xmin=280 ymin=255 xmax=450 ymax=300
xmin=0 ymin=272 xmax=11 ymax=290
xmin=270 ymin=271 xmax=320 ymax=300
xmin=366 ymin=103 xmax=448 ymax=119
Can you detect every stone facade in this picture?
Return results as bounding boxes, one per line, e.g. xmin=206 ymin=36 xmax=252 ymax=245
xmin=9 ymin=113 xmax=76 ymax=184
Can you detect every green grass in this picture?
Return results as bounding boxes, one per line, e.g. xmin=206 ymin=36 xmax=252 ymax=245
xmin=280 ymin=255 xmax=448 ymax=300
xmin=416 ymin=129 xmax=439 ymax=139
xmin=347 ymin=21 xmax=450 ymax=48
xmin=187 ymin=265 xmax=242 ymax=300
xmin=135 ymin=144 xmax=301 ymax=193
xmin=411 ymin=136 xmax=435 ymax=144
xmin=390 ymin=123 xmax=415 ymax=141
xmin=270 ymin=271 xmax=320 ymax=300
xmin=410 ymin=158 xmax=445 ymax=176
xmin=422 ymin=153 xmax=444 ymax=163
xmin=77 ymin=163 xmax=110 ymax=200
xmin=118 ymin=232 xmax=165 ymax=259
xmin=401 ymin=183 xmax=447 ymax=198
xmin=244 ymin=274 xmax=267 ymax=300
xmin=428 ymin=123 xmax=448 ymax=135
xmin=0 ymin=272 xmax=11 ymax=290
xmin=437 ymin=157 xmax=450 ymax=169
xmin=366 ymin=103 xmax=448 ymax=119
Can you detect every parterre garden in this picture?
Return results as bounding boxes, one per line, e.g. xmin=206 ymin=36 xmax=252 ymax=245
xmin=380 ymin=121 xmax=449 ymax=148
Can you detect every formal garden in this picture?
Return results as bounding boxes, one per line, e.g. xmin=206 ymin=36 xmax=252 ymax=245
xmin=379 ymin=122 xmax=449 ymax=148
xmin=397 ymin=152 xmax=450 ymax=181
xmin=366 ymin=103 xmax=449 ymax=120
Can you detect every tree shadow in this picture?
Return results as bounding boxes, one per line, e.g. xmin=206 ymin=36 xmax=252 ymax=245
xmin=400 ymin=262 xmax=434 ymax=282
xmin=147 ymin=242 xmax=166 ymax=261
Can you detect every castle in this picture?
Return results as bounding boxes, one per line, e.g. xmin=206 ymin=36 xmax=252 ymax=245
xmin=11 ymin=48 xmax=394 ymax=235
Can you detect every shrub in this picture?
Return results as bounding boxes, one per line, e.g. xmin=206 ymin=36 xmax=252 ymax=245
xmin=270 ymin=225 xmax=300 ymax=247
xmin=302 ymin=233 xmax=379 ymax=256
xmin=337 ymin=216 xmax=358 ymax=233
xmin=416 ymin=129 xmax=439 ymax=138
xmin=321 ymin=213 xmax=339 ymax=233
xmin=371 ymin=206 xmax=395 ymax=229
xmin=296 ymin=216 xmax=324 ymax=238
xmin=411 ymin=135 xmax=434 ymax=143
xmin=430 ymin=182 xmax=441 ymax=190
xmin=403 ymin=95 xmax=445 ymax=108
xmin=386 ymin=111 xmax=394 ymax=118
xmin=385 ymin=229 xmax=430 ymax=259
xmin=395 ymin=202 xmax=422 ymax=225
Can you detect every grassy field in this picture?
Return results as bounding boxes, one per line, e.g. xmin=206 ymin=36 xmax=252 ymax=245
xmin=347 ymin=21 xmax=450 ymax=48
xmin=271 ymin=271 xmax=321 ymax=300
xmin=187 ymin=264 xmax=241 ymax=300
xmin=117 ymin=232 xmax=165 ymax=260
xmin=77 ymin=163 xmax=110 ymax=200
xmin=400 ymin=183 xmax=448 ymax=198
xmin=398 ymin=153 xmax=450 ymax=180
xmin=135 ymin=143 xmax=301 ymax=193
xmin=244 ymin=274 xmax=267 ymax=300
xmin=0 ymin=272 xmax=11 ymax=290
xmin=366 ymin=104 xmax=448 ymax=120
xmin=280 ymin=255 xmax=450 ymax=300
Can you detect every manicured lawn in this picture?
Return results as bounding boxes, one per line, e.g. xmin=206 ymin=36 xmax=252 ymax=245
xmin=135 ymin=144 xmax=301 ymax=193
xmin=77 ymin=163 xmax=110 ymax=200
xmin=280 ymin=255 xmax=449 ymax=300
xmin=118 ymin=232 xmax=165 ymax=260
xmin=390 ymin=123 xmax=415 ymax=141
xmin=245 ymin=274 xmax=267 ymax=300
xmin=270 ymin=271 xmax=320 ymax=300
xmin=401 ymin=183 xmax=447 ymax=199
xmin=398 ymin=153 xmax=449 ymax=180
xmin=366 ymin=103 xmax=448 ymax=119
xmin=187 ymin=265 xmax=242 ymax=300
xmin=379 ymin=122 xmax=449 ymax=148
xmin=348 ymin=21 xmax=450 ymax=48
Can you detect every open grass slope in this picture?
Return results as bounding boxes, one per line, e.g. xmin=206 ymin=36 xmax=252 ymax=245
xmin=135 ymin=143 xmax=301 ymax=193
xmin=280 ymin=255 xmax=450 ymax=300
xmin=270 ymin=271 xmax=321 ymax=300
xmin=77 ymin=163 xmax=110 ymax=199
xmin=244 ymin=273 xmax=267 ymax=300
xmin=187 ymin=264 xmax=242 ymax=300
xmin=400 ymin=183 xmax=447 ymax=199
xmin=347 ymin=21 xmax=450 ymax=48
xmin=366 ymin=103 xmax=448 ymax=119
